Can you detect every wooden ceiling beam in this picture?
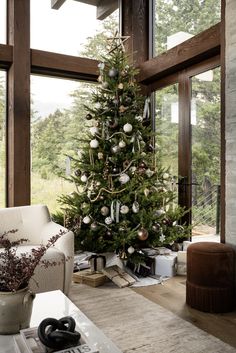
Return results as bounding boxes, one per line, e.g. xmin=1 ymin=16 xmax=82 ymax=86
xmin=51 ymin=0 xmax=67 ymax=9
xmin=97 ymin=0 xmax=118 ymax=20
xmin=73 ymin=0 xmax=98 ymax=5
xmin=0 ymin=44 xmax=13 ymax=69
xmin=138 ymin=23 xmax=221 ymax=85
xmin=31 ymin=49 xmax=99 ymax=81
xmin=52 ymin=0 xmax=118 ymax=20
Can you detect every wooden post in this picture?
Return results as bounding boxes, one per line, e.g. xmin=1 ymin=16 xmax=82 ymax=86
xmin=7 ymin=0 xmax=31 ymax=206
xmin=121 ymin=0 xmax=150 ymax=66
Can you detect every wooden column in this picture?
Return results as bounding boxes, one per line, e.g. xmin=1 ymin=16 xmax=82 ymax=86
xmin=178 ymin=73 xmax=192 ymax=226
xmin=7 ymin=0 xmax=30 ymax=206
xmin=220 ymin=0 xmax=225 ymax=243
xmin=121 ymin=0 xmax=150 ymax=65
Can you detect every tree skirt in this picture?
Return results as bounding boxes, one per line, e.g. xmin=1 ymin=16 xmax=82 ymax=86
xmin=69 ymin=282 xmax=236 ymax=353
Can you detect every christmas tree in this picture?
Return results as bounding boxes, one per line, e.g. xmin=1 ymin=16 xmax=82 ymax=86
xmin=58 ymin=34 xmax=188 ymax=263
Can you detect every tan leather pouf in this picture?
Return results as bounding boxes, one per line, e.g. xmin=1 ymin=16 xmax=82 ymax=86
xmin=186 ymin=242 xmax=235 ymax=313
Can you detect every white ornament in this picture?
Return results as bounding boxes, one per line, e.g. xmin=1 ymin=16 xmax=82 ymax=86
xmin=81 ymin=174 xmax=88 ymax=183
xmin=83 ymin=216 xmax=91 ymax=224
xmin=98 ymin=62 xmax=105 ymax=70
xmin=160 ymin=232 xmax=166 ymax=242
xmin=127 ymin=246 xmax=135 ymax=254
xmin=90 ymin=139 xmax=99 ymax=149
xmin=98 ymin=152 xmax=103 ymax=160
xmin=105 ymin=217 xmax=113 ymax=225
xmin=163 ymin=173 xmax=169 ymax=179
xmin=123 ymin=123 xmax=133 ymax=133
xmin=89 ymin=126 xmax=99 ymax=136
xmin=119 ymin=173 xmax=130 ymax=184
xmin=77 ymin=149 xmax=83 ymax=159
xmin=144 ymin=188 xmax=150 ymax=197
xmin=102 ymin=81 xmax=109 ymax=89
xmin=130 ymin=166 xmax=137 ymax=173
xmin=145 ymin=169 xmax=154 ymax=178
xmin=132 ymin=201 xmax=139 ymax=213
xmin=111 ymin=145 xmax=120 ymax=154
xmin=120 ymin=205 xmax=129 ymax=214
xmin=95 ymin=102 xmax=102 ymax=109
xmin=155 ymin=209 xmax=166 ymax=216
xmin=119 ymin=140 xmax=126 ymax=148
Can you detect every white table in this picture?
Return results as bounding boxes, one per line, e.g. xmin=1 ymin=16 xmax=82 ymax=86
xmin=0 ymin=289 xmax=122 ymax=353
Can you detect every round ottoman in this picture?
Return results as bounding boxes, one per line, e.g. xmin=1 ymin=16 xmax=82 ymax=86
xmin=186 ymin=242 xmax=235 ymax=313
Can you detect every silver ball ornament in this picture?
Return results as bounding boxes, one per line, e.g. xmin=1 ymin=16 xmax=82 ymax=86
xmin=108 ymin=68 xmax=119 ymax=78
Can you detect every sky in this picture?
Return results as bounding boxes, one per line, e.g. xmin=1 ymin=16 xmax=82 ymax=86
xmin=30 ymin=0 xmax=102 ymax=117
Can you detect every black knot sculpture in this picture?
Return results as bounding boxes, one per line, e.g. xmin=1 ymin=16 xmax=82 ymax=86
xmin=38 ymin=316 xmax=81 ymax=350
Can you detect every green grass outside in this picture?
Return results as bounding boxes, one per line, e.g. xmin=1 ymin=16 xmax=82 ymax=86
xmin=31 ymin=172 xmax=74 ymax=214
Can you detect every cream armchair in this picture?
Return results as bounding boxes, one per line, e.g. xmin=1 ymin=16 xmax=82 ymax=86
xmin=0 ymin=204 xmax=74 ymax=295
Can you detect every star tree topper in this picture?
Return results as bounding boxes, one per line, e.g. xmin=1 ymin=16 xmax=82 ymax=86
xmin=107 ymin=30 xmax=130 ymax=53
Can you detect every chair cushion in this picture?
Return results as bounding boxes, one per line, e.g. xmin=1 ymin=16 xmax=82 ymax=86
xmin=0 ymin=205 xmax=51 ymax=245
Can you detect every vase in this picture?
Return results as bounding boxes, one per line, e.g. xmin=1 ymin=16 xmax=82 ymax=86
xmin=0 ymin=287 xmax=35 ymax=334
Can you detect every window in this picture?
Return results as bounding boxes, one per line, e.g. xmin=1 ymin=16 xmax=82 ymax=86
xmin=31 ymin=0 xmax=119 ymax=60
xmin=0 ymin=0 xmax=6 ymax=44
xmin=31 ymin=75 xmax=95 ymax=213
xmin=0 ymin=71 xmax=6 ymax=207
xmin=154 ymin=0 xmax=221 ymax=56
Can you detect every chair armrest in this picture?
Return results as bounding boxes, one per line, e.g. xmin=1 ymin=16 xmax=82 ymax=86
xmin=40 ymin=221 xmax=74 ymax=294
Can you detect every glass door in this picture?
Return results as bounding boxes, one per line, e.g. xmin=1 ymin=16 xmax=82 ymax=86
xmin=191 ymin=67 xmax=221 ymax=238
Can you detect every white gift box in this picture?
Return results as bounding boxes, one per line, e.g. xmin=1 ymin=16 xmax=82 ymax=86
xmin=183 ymin=241 xmax=192 ymax=251
xmin=154 ymin=252 xmax=177 ymax=277
xmin=176 ymin=250 xmax=187 ymax=275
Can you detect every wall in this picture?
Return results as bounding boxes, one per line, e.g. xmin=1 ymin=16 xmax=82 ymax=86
xmin=225 ymin=0 xmax=236 ymax=245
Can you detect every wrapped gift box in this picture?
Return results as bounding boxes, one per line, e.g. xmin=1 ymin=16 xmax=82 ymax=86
xmin=183 ymin=241 xmax=192 ymax=251
xmin=176 ymin=250 xmax=187 ymax=275
xmin=154 ymin=252 xmax=177 ymax=277
xmin=72 ymin=269 xmax=108 ymax=287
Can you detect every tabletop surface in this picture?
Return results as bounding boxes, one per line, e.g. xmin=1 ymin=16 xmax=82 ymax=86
xmin=0 ymin=289 xmax=122 ymax=353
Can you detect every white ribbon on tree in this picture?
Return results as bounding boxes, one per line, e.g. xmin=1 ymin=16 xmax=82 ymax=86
xmin=110 ymin=200 xmax=121 ymax=223
xmin=143 ymin=97 xmax=151 ymax=120
xmin=65 ymin=156 xmax=71 ymax=176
